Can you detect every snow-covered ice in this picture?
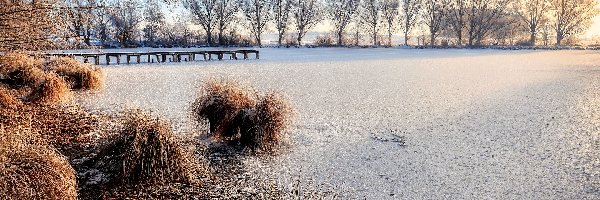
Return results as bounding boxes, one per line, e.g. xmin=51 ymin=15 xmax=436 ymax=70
xmin=75 ymin=48 xmax=600 ymax=199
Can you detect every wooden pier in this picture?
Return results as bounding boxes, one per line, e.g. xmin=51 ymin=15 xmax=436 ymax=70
xmin=43 ymin=50 xmax=259 ymax=65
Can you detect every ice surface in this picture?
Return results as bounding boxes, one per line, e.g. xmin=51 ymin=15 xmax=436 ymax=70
xmin=74 ymin=48 xmax=600 ymax=199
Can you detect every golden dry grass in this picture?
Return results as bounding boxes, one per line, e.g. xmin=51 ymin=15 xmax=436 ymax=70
xmin=238 ymin=92 xmax=295 ymax=151
xmin=193 ymin=79 xmax=295 ymax=151
xmin=0 ymin=53 xmax=104 ymax=106
xmin=0 ymin=125 xmax=77 ymax=200
xmin=25 ymin=72 xmax=71 ymax=104
xmin=0 ymin=86 xmax=21 ymax=108
xmin=192 ymin=79 xmax=257 ymax=138
xmin=0 ymin=104 xmax=98 ymax=149
xmin=0 ymin=52 xmax=45 ymax=87
xmin=45 ymin=57 xmax=104 ymax=90
xmin=93 ymin=109 xmax=198 ymax=186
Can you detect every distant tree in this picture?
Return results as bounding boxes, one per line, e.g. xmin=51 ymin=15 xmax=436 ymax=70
xmin=400 ymin=0 xmax=422 ymax=45
xmin=513 ymin=0 xmax=550 ymax=45
xmin=422 ymin=0 xmax=447 ymax=47
xmin=360 ymin=0 xmax=383 ymax=45
xmin=272 ymin=0 xmax=292 ymax=46
xmin=94 ymin=0 xmax=112 ymax=46
xmin=0 ymin=0 xmax=63 ymax=51
xmin=109 ymin=0 xmax=142 ymax=47
xmin=550 ymin=0 xmax=599 ymax=46
xmin=183 ymin=0 xmax=217 ymax=46
xmin=447 ymin=0 xmax=466 ymax=45
xmin=326 ymin=0 xmax=360 ymax=46
xmin=240 ymin=0 xmax=270 ymax=47
xmin=215 ymin=0 xmax=238 ymax=46
xmin=351 ymin=20 xmax=364 ymax=46
xmin=465 ymin=0 xmax=510 ymax=46
xmin=540 ymin=21 xmax=551 ymax=46
xmin=63 ymin=0 xmax=98 ymax=46
xmin=292 ymin=0 xmax=323 ymax=45
xmin=143 ymin=0 xmax=166 ymax=47
xmin=382 ymin=0 xmax=399 ymax=46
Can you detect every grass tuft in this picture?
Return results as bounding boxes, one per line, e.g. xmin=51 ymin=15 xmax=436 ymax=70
xmin=239 ymin=92 xmax=295 ymax=151
xmin=0 ymin=86 xmax=21 ymax=108
xmin=25 ymin=72 xmax=71 ymax=104
xmin=192 ymin=79 xmax=257 ymax=138
xmin=0 ymin=52 xmax=45 ymax=87
xmin=193 ymin=79 xmax=295 ymax=151
xmin=0 ymin=125 xmax=77 ymax=200
xmin=93 ymin=109 xmax=198 ymax=186
xmin=45 ymin=57 xmax=105 ymax=90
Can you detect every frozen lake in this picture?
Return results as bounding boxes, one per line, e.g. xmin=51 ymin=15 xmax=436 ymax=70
xmin=75 ymin=48 xmax=600 ymax=199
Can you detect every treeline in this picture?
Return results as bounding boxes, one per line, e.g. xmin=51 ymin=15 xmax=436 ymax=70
xmin=1 ymin=0 xmax=598 ymax=51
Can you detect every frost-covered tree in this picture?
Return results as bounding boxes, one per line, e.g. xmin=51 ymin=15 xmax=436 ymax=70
xmin=550 ymin=0 xmax=599 ymax=46
xmin=183 ymin=0 xmax=217 ymax=46
xmin=447 ymin=0 xmax=466 ymax=45
xmin=143 ymin=0 xmax=166 ymax=46
xmin=360 ymin=0 xmax=383 ymax=45
xmin=292 ymin=0 xmax=323 ymax=45
xmin=400 ymin=0 xmax=422 ymax=45
xmin=422 ymin=0 xmax=447 ymax=46
xmin=63 ymin=0 xmax=99 ymax=46
xmin=513 ymin=0 xmax=550 ymax=45
xmin=327 ymin=0 xmax=360 ymax=46
xmin=94 ymin=0 xmax=112 ymax=46
xmin=109 ymin=0 xmax=142 ymax=47
xmin=215 ymin=0 xmax=238 ymax=46
xmin=240 ymin=0 xmax=270 ymax=46
xmin=382 ymin=0 xmax=399 ymax=46
xmin=465 ymin=0 xmax=510 ymax=46
xmin=272 ymin=0 xmax=292 ymax=46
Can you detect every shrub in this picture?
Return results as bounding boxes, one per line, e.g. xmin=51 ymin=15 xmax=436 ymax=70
xmin=0 ymin=52 xmax=45 ymax=87
xmin=25 ymin=72 xmax=71 ymax=104
xmin=45 ymin=57 xmax=104 ymax=90
xmin=0 ymin=125 xmax=77 ymax=200
xmin=192 ymin=79 xmax=257 ymax=138
xmin=92 ymin=109 xmax=197 ymax=186
xmin=193 ymin=79 xmax=295 ymax=151
xmin=238 ymin=92 xmax=295 ymax=151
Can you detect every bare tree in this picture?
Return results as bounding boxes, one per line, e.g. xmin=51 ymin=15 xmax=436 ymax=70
xmin=513 ymin=0 xmax=550 ymax=45
xmin=360 ymin=0 xmax=383 ymax=45
xmin=465 ymin=0 xmax=510 ymax=46
xmin=551 ymin=0 xmax=599 ymax=46
xmin=0 ymin=0 xmax=64 ymax=51
xmin=272 ymin=0 xmax=292 ymax=46
xmin=422 ymin=0 xmax=446 ymax=47
xmin=447 ymin=0 xmax=466 ymax=45
xmin=400 ymin=0 xmax=422 ymax=45
xmin=63 ymin=0 xmax=99 ymax=46
xmin=351 ymin=19 xmax=364 ymax=46
xmin=183 ymin=0 xmax=217 ymax=46
xmin=540 ymin=21 xmax=551 ymax=46
xmin=94 ymin=0 xmax=112 ymax=46
xmin=240 ymin=0 xmax=270 ymax=47
xmin=216 ymin=0 xmax=238 ymax=46
xmin=382 ymin=0 xmax=399 ymax=46
xmin=109 ymin=0 xmax=142 ymax=47
xmin=327 ymin=0 xmax=360 ymax=46
xmin=292 ymin=0 xmax=323 ymax=45
xmin=143 ymin=0 xmax=166 ymax=47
